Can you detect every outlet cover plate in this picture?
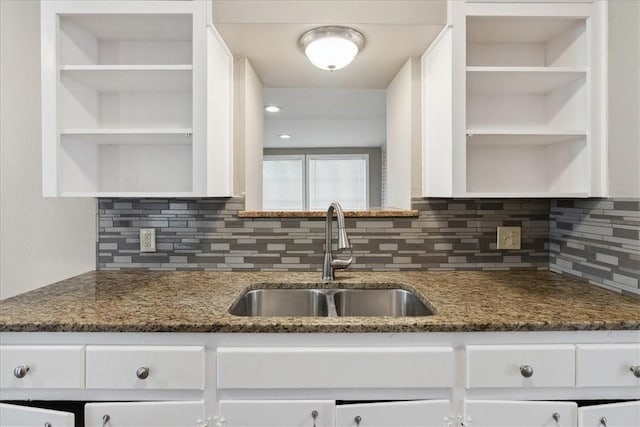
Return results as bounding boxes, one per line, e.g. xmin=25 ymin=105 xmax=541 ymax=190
xmin=140 ymin=228 xmax=156 ymax=252
xmin=497 ymin=226 xmax=521 ymax=250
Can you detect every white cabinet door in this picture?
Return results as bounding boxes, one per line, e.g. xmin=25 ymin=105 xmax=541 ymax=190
xmin=578 ymin=401 xmax=640 ymax=427
xmin=465 ymin=400 xmax=577 ymax=427
xmin=336 ymin=400 xmax=451 ymax=427
xmin=218 ymin=400 xmax=335 ymax=427
xmin=0 ymin=403 xmax=74 ymax=427
xmin=0 ymin=345 xmax=84 ymax=389
xmin=576 ymin=344 xmax=640 ymax=387
xmin=85 ymin=401 xmax=205 ymax=427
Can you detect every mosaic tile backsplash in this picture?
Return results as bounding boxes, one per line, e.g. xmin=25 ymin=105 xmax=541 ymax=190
xmin=97 ymin=198 xmax=550 ymax=272
xmin=550 ymin=199 xmax=640 ymax=297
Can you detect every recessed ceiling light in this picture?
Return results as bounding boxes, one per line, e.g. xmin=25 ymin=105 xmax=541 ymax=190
xmin=264 ymin=105 xmax=282 ymax=113
xmin=279 ymin=134 xmax=292 ymax=140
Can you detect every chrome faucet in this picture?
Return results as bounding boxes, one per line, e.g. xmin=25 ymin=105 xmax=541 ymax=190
xmin=322 ymin=202 xmax=353 ymax=281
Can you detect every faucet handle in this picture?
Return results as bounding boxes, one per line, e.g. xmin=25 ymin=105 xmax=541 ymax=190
xmin=331 ymin=247 xmax=354 ymax=270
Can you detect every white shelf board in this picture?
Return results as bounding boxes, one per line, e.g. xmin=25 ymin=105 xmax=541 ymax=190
xmin=467 ymin=67 xmax=586 ymax=94
xmin=59 ymin=65 xmax=192 ymax=71
xmin=60 ymin=67 xmax=192 ymax=92
xmin=466 ymin=130 xmax=586 ymax=146
xmin=463 ymin=192 xmax=590 ymax=198
xmin=61 ymin=14 xmax=192 ymax=41
xmin=61 ymin=129 xmax=193 ymax=145
xmin=466 ymin=17 xmax=585 ymax=44
xmin=59 ymin=192 xmax=197 ymax=198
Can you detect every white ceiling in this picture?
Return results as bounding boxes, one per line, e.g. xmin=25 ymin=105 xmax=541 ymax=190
xmin=212 ymin=0 xmax=447 ymax=88
xmin=263 ymin=88 xmax=386 ymax=148
xmin=213 ymin=1 xmax=447 ymax=149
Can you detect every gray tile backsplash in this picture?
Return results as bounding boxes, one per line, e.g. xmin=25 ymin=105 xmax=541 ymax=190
xmin=549 ymin=199 xmax=640 ymax=297
xmin=97 ymin=198 xmax=550 ymax=272
xmin=97 ymin=197 xmax=639 ymax=295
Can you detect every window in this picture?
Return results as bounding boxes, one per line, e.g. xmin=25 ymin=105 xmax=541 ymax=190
xmin=262 ymin=155 xmax=305 ymax=210
xmin=263 ymin=154 xmax=369 ymax=210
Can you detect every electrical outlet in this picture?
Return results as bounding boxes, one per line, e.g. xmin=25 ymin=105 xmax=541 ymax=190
xmin=497 ymin=226 xmax=521 ymax=250
xmin=140 ymin=228 xmax=156 ymax=252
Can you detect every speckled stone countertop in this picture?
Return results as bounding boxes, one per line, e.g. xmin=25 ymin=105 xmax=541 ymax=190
xmin=0 ymin=271 xmax=638 ymax=333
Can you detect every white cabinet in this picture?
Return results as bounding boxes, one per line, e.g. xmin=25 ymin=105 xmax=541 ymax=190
xmin=0 ymin=345 xmax=85 ymax=389
xmin=0 ymin=403 xmax=75 ymax=427
xmin=465 ymin=344 xmax=575 ymax=388
xmin=217 ymin=346 xmax=454 ymax=390
xmin=41 ymin=0 xmax=233 ymax=197
xmin=85 ymin=345 xmax=205 ymax=390
xmin=0 ymin=401 xmax=205 ymax=427
xmin=335 ymin=400 xmax=451 ymax=427
xmin=578 ymin=401 xmax=640 ymax=427
xmin=218 ymin=400 xmax=451 ymax=427
xmin=464 ymin=400 xmax=578 ymax=427
xmin=2 ymin=333 xmax=639 ymax=426
xmin=422 ymin=0 xmax=606 ymax=197
xmin=218 ymin=400 xmax=336 ymax=427
xmin=576 ymin=344 xmax=640 ymax=388
xmin=84 ymin=401 xmax=205 ymax=427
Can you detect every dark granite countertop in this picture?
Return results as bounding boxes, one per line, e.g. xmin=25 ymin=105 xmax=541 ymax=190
xmin=0 ymin=271 xmax=638 ymax=333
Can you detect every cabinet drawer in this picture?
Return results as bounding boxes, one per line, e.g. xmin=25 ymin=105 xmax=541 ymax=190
xmin=86 ymin=345 xmax=204 ymax=390
xmin=465 ymin=344 xmax=575 ymax=388
xmin=576 ymin=344 xmax=640 ymax=387
xmin=85 ymin=401 xmax=205 ymax=427
xmin=0 ymin=345 xmax=84 ymax=389
xmin=217 ymin=347 xmax=454 ymax=390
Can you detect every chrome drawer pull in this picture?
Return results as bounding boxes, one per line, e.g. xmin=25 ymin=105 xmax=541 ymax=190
xmin=519 ymin=364 xmax=534 ymax=378
xmin=355 ymin=415 xmax=362 ymax=426
xmin=311 ymin=410 xmax=318 ymax=427
xmin=136 ymin=366 xmax=150 ymax=379
xmin=13 ymin=365 xmax=30 ymax=379
xmin=599 ymin=416 xmax=607 ymax=426
xmin=102 ymin=414 xmax=110 ymax=427
xmin=630 ymin=365 xmax=640 ymax=378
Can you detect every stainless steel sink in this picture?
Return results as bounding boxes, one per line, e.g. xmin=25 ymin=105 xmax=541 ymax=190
xmin=229 ymin=289 xmax=329 ymax=317
xmin=229 ymin=286 xmax=434 ymax=317
xmin=334 ymin=289 xmax=434 ymax=317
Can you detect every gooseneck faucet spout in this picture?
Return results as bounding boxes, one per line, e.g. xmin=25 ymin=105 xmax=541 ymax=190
xmin=322 ymin=202 xmax=354 ymax=281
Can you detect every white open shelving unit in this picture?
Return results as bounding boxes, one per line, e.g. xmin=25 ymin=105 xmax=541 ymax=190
xmin=42 ymin=1 xmax=233 ymax=197
xmin=422 ymin=1 xmax=606 ymax=198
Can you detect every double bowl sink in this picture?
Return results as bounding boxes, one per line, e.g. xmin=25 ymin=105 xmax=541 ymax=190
xmin=229 ymin=286 xmax=435 ymax=317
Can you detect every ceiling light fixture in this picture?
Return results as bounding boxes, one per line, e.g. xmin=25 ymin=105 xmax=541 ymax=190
xmin=278 ymin=133 xmax=292 ymax=140
xmin=264 ymin=105 xmax=282 ymax=113
xmin=298 ymin=26 xmax=366 ymax=71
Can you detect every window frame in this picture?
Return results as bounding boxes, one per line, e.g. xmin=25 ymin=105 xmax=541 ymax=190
xmin=262 ymin=153 xmax=370 ymax=210
xmin=262 ymin=154 xmax=306 ymax=211
xmin=305 ymin=154 xmax=370 ymax=211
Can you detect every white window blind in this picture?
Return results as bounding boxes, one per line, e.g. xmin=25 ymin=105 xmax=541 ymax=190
xmin=263 ymin=154 xmax=369 ymax=210
xmin=307 ymin=155 xmax=368 ymax=210
xmin=262 ymin=156 xmax=305 ymax=210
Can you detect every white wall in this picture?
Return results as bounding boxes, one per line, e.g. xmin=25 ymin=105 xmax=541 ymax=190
xmin=386 ymin=58 xmax=419 ymax=209
xmin=0 ymin=1 xmax=96 ymax=299
xmin=234 ymin=58 xmax=264 ymax=210
xmin=608 ymin=0 xmax=640 ymax=198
